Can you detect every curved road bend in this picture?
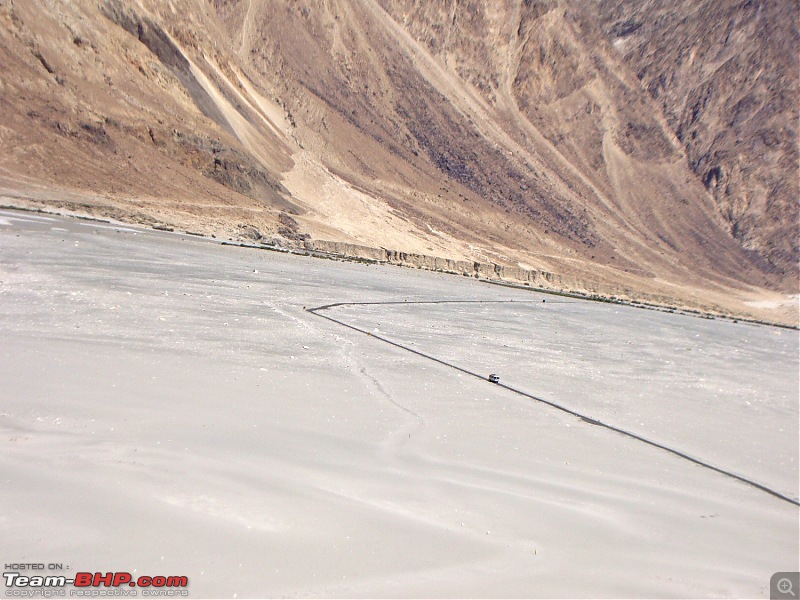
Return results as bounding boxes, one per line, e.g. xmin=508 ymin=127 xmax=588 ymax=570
xmin=306 ymin=299 xmax=799 ymax=507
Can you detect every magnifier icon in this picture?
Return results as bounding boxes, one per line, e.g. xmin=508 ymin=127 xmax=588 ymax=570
xmin=778 ymin=578 xmax=796 ymax=597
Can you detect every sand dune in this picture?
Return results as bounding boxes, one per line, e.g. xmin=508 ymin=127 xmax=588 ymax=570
xmin=1 ymin=209 xmax=797 ymax=597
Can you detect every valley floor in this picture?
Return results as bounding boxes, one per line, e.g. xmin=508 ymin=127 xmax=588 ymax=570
xmin=1 ymin=209 xmax=797 ymax=598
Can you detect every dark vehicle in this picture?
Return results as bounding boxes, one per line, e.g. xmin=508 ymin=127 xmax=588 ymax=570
xmin=488 ymin=374 xmax=500 ymax=384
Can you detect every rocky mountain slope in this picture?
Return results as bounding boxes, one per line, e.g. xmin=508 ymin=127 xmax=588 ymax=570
xmin=589 ymin=0 xmax=798 ymax=277
xmin=0 ymin=0 xmax=796 ymax=322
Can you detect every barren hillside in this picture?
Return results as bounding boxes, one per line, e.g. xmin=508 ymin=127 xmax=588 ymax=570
xmin=588 ymin=0 xmax=798 ymax=278
xmin=0 ymin=0 xmax=796 ymax=322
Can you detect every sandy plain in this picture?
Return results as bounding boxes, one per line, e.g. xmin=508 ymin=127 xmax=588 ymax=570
xmin=0 ymin=208 xmax=798 ymax=598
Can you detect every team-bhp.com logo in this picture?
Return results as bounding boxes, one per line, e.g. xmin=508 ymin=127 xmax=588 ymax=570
xmin=4 ymin=569 xmax=189 ymax=597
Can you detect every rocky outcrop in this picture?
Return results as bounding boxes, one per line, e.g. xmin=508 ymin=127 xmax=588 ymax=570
xmin=305 ymin=240 xmax=387 ymax=262
xmin=304 ymin=239 xmax=564 ymax=288
xmin=302 ymin=238 xmax=675 ymax=308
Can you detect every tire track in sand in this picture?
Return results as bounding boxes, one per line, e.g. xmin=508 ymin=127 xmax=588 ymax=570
xmin=306 ymin=299 xmax=799 ymax=507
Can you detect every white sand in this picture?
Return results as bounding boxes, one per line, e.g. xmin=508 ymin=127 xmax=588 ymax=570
xmin=1 ymin=209 xmax=798 ymax=598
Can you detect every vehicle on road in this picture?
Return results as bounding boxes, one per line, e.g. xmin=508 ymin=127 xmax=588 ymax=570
xmin=488 ymin=374 xmax=500 ymax=384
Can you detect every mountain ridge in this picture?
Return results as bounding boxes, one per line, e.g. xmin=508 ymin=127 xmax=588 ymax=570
xmin=0 ymin=0 xmax=796 ymax=323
